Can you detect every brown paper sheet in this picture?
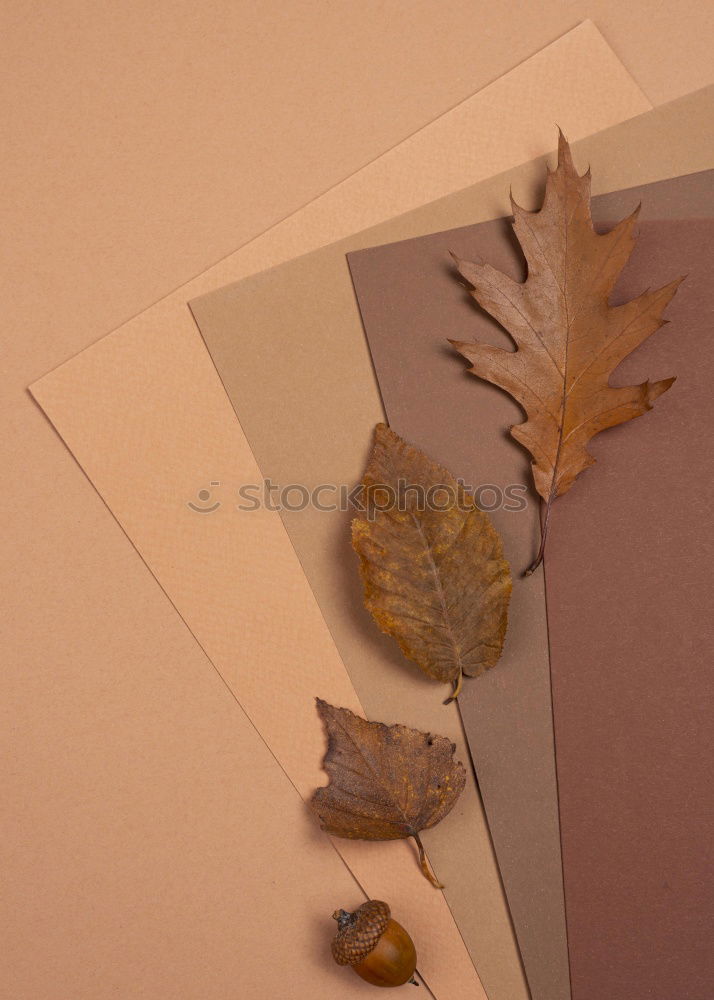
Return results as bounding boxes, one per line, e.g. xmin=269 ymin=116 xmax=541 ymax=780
xmin=346 ymin=175 xmax=714 ymax=1000
xmin=544 ymin=219 xmax=714 ymax=999
xmin=22 ymin=32 xmax=654 ymax=1000
xmin=189 ymin=90 xmax=714 ymax=1000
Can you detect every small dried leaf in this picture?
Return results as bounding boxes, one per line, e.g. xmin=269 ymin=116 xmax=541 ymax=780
xmin=311 ymin=699 xmax=466 ymax=886
xmin=352 ymin=423 xmax=511 ymax=701
xmin=450 ymin=131 xmax=682 ymax=572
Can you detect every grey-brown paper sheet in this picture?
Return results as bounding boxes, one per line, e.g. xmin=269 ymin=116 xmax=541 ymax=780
xmin=189 ymin=89 xmax=714 ymax=1000
xmin=346 ymin=178 xmax=714 ymax=1000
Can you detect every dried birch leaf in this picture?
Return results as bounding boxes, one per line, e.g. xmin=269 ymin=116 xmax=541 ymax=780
xmin=352 ymin=423 xmax=511 ymax=702
xmin=450 ymin=131 xmax=682 ymax=573
xmin=311 ymin=699 xmax=466 ymax=887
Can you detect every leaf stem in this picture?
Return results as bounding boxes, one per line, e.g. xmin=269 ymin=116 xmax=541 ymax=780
xmin=442 ymin=671 xmax=463 ymax=705
xmin=412 ymin=833 xmax=444 ymax=889
xmin=525 ymin=494 xmax=554 ymax=576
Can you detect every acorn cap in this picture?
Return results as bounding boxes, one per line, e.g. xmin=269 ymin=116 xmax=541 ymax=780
xmin=331 ymin=900 xmax=391 ymax=966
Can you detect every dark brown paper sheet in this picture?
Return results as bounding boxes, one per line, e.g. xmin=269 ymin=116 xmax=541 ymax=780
xmin=189 ymin=91 xmax=714 ymax=1000
xmin=346 ymin=180 xmax=714 ymax=1000
xmin=546 ymin=216 xmax=714 ymax=999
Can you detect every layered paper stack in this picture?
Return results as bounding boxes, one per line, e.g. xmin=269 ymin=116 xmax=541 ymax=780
xmin=5 ymin=6 xmax=713 ymax=999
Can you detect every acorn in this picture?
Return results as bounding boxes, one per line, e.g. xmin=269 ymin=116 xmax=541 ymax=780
xmin=331 ymin=900 xmax=418 ymax=988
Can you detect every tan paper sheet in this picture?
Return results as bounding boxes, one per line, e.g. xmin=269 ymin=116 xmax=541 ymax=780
xmin=30 ymin=318 xmax=485 ymax=1000
xmin=345 ymin=175 xmax=714 ymax=1000
xmin=25 ymin=33 xmax=653 ymax=1000
xmin=188 ymin=86 xmax=714 ymax=1000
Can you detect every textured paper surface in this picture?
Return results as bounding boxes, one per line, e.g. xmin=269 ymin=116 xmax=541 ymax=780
xmin=189 ymin=89 xmax=714 ymax=1000
xmin=4 ymin=21 xmax=655 ymax=997
xmin=22 ymin=31 xmax=654 ymax=1000
xmin=346 ymin=172 xmax=714 ymax=1000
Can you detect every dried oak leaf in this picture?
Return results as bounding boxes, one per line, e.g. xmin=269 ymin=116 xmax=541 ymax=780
xmin=311 ymin=698 xmax=466 ymax=886
xmin=450 ymin=131 xmax=683 ymax=573
xmin=352 ymin=423 xmax=511 ymax=702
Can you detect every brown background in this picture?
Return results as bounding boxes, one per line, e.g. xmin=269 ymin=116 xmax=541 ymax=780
xmin=5 ymin=3 xmax=714 ymax=997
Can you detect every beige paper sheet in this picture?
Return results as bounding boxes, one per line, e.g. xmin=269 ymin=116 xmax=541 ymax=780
xmin=26 ymin=32 xmax=653 ymax=1000
xmin=188 ymin=86 xmax=714 ymax=1000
